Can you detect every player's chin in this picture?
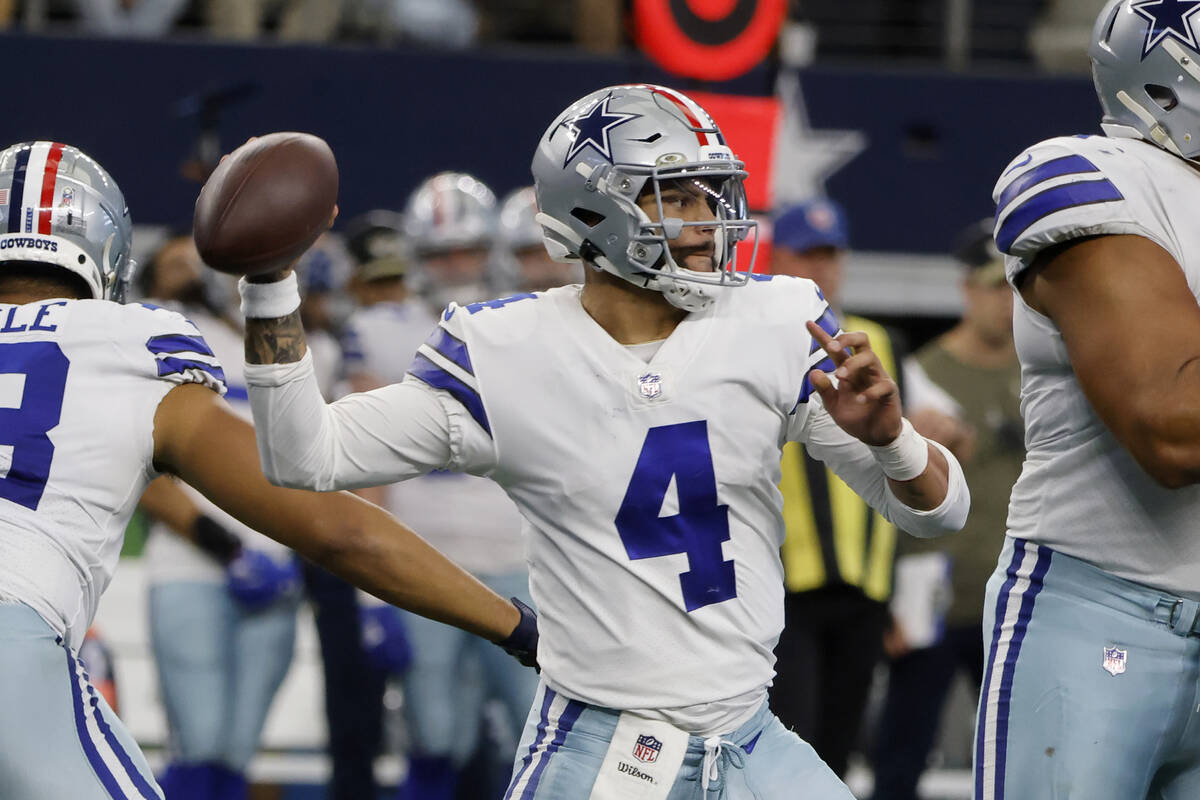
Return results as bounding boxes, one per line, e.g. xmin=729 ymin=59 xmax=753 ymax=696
xmin=681 ymin=255 xmax=716 ymax=273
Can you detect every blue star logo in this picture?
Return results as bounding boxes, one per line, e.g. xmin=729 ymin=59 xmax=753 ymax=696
xmin=1132 ymin=0 xmax=1200 ymax=58
xmin=561 ymin=95 xmax=640 ymax=168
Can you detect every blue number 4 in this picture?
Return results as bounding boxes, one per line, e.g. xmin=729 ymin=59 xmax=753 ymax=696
xmin=0 ymin=342 xmax=69 ymax=510
xmin=616 ymin=421 xmax=736 ymax=612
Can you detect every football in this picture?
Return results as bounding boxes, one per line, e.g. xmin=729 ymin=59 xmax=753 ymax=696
xmin=193 ymin=132 xmax=338 ymax=276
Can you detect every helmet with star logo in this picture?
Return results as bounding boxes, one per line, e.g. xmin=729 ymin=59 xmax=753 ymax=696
xmin=1091 ymin=0 xmax=1200 ymax=159
xmin=530 ymin=84 xmax=757 ymax=313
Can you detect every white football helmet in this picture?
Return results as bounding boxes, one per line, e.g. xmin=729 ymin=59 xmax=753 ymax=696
xmin=0 ymin=141 xmax=133 ymax=300
xmin=1091 ymin=0 xmax=1200 ymax=159
xmin=531 ymin=84 xmax=757 ymax=312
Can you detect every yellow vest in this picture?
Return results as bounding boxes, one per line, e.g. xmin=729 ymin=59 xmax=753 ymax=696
xmin=779 ymin=314 xmax=899 ymax=601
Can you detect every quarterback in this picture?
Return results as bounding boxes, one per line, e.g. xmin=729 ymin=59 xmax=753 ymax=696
xmin=237 ymin=84 xmax=969 ymax=799
xmin=0 ymin=141 xmax=534 ymax=800
xmin=975 ymin=1 xmax=1200 ymax=797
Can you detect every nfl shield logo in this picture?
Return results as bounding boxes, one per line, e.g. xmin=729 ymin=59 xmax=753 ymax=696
xmin=1102 ymin=646 xmax=1127 ymax=676
xmin=638 ymin=373 xmax=663 ymax=399
xmin=633 ymin=734 xmax=662 ymax=763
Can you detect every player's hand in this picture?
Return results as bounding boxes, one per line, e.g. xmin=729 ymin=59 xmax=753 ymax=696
xmin=806 ymin=321 xmax=902 ymax=446
xmin=359 ymin=605 xmax=413 ymax=675
xmin=497 ymin=598 xmax=539 ymax=670
xmin=226 ymin=550 xmax=301 ymax=612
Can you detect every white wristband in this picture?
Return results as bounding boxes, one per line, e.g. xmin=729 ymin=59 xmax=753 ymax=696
xmin=868 ymin=418 xmax=929 ymax=481
xmin=238 ymin=272 xmax=301 ymax=319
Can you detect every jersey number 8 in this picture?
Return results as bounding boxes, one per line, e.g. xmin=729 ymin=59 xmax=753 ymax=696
xmin=0 ymin=342 xmax=69 ymax=510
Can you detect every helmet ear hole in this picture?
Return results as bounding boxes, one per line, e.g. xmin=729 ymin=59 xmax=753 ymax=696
xmin=570 ymin=207 xmax=605 ymax=228
xmin=1146 ymin=84 xmax=1179 ymax=111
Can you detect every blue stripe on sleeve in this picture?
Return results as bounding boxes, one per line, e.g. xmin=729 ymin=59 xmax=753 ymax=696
xmin=814 ymin=307 xmax=839 ymax=339
xmin=146 ymin=333 xmax=215 ymax=357
xmin=407 ymin=352 xmax=491 ymax=436
xmin=796 ymin=355 xmax=837 ymax=406
xmin=995 ymin=154 xmax=1100 ymax=217
xmin=7 ymin=146 xmax=29 ymax=234
xmin=425 ymin=326 xmax=474 ymax=376
xmin=995 ymin=179 xmax=1124 ymax=254
xmin=155 ymin=356 xmax=227 ymax=385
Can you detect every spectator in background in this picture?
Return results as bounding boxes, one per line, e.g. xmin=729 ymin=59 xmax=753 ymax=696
xmin=137 ymin=234 xmax=303 ymax=800
xmin=296 ymin=234 xmax=352 ymax=399
xmin=870 ymin=220 xmax=1023 ymax=800
xmin=767 ymin=198 xmax=904 ymax=778
xmin=71 ymin=0 xmax=188 ymax=36
xmin=206 ymin=0 xmax=343 ymax=41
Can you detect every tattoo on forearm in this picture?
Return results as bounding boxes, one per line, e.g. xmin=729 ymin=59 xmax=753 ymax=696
xmin=245 ymin=311 xmax=308 ymax=365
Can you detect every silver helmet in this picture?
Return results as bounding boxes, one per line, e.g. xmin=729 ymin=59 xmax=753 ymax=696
xmin=402 ymin=171 xmax=501 ymax=307
xmin=0 ymin=141 xmax=133 ymax=300
xmin=497 ymin=186 xmax=544 ymax=251
xmin=1091 ymin=0 xmax=1200 ymax=159
xmin=495 ymin=185 xmax=583 ymax=291
xmin=403 ymin=171 xmax=497 ymax=254
xmin=531 ymin=84 xmax=756 ymax=312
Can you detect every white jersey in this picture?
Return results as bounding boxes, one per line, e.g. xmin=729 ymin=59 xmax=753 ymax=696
xmin=0 ymin=299 xmax=225 ymax=648
xmin=994 ymin=133 xmax=1200 ymax=599
xmin=245 ymin=278 xmax=968 ymax=734
xmin=342 ymin=299 xmax=526 ymax=576
xmin=143 ymin=304 xmax=289 ymax=585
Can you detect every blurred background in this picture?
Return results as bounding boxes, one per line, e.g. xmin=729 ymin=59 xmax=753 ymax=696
xmin=0 ymin=0 xmax=1105 ymax=798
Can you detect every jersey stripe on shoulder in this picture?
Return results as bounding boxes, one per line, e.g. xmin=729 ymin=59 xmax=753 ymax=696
xmin=994 ymin=154 xmax=1101 ymax=216
xmin=407 ymin=328 xmax=491 ymax=436
xmin=995 ymin=178 xmax=1124 ymax=253
xmin=424 ymin=326 xmax=474 ymax=376
xmin=145 ymin=331 xmax=226 ymax=386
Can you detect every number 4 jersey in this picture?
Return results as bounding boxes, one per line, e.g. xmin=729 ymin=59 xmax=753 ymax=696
xmin=0 ymin=299 xmax=225 ymax=649
xmin=246 ymin=277 xmax=968 ymax=734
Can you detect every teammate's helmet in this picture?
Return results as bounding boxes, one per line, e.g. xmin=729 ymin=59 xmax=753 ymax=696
xmin=531 ymin=84 xmax=756 ymax=312
xmin=1091 ymin=0 xmax=1200 ymax=159
xmin=0 ymin=142 xmax=133 ymax=300
xmin=497 ymin=186 xmax=544 ymax=252
xmin=403 ymin=172 xmax=497 ymax=255
xmin=402 ymin=172 xmax=502 ymax=307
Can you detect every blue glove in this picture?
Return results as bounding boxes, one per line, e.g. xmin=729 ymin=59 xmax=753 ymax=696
xmin=359 ymin=605 xmax=413 ymax=675
xmin=226 ymin=550 xmax=300 ymax=612
xmin=498 ymin=597 xmax=539 ymax=670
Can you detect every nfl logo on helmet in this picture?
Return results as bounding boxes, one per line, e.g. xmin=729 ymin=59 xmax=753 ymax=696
xmin=633 ymin=734 xmax=662 ymax=764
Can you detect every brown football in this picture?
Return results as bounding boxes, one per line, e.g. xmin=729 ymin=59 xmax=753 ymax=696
xmin=193 ymin=132 xmax=338 ymax=275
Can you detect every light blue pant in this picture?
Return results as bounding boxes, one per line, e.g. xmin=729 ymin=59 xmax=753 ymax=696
xmin=975 ymin=537 xmax=1200 ymax=800
xmin=504 ymin=683 xmax=854 ymax=799
xmin=148 ymin=582 xmax=298 ymax=771
xmin=0 ymin=602 xmax=163 ymax=799
xmin=399 ymin=570 xmax=538 ymax=764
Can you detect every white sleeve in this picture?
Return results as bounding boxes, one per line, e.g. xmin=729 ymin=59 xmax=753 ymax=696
xmin=244 ymin=351 xmax=489 ymax=491
xmin=798 ymin=396 xmax=970 ymax=538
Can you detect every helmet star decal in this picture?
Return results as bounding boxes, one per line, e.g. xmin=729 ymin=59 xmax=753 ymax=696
xmin=561 ymin=94 xmax=641 ymax=168
xmin=1132 ymin=0 xmax=1200 ymax=58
